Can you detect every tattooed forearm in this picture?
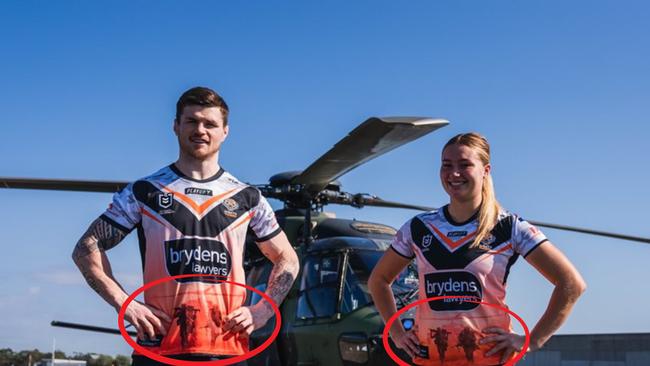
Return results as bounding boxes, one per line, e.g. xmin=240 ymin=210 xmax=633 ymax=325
xmin=262 ymin=261 xmax=298 ymax=312
xmin=72 ymin=217 xmax=129 ymax=309
xmin=72 ymin=217 xmax=127 ymax=260
xmin=268 ymin=270 xmax=295 ymax=304
xmin=79 ymin=264 xmax=102 ymax=293
xmin=255 ymin=232 xmax=299 ymax=318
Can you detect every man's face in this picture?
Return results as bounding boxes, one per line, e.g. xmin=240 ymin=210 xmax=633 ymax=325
xmin=174 ymin=105 xmax=229 ymax=161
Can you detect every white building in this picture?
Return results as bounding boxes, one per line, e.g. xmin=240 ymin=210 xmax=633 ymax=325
xmin=35 ymin=359 xmax=87 ymax=366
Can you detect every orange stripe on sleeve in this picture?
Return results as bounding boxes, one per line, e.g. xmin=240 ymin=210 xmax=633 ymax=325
xmin=141 ymin=207 xmax=165 ymax=226
xmin=227 ymin=211 xmax=254 ymax=233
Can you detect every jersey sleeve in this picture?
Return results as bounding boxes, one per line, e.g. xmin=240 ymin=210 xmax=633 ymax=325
xmin=390 ymin=219 xmax=416 ymax=259
xmin=101 ymin=183 xmax=141 ymax=233
xmin=511 ymin=215 xmax=548 ymax=258
xmin=249 ymin=194 xmax=281 ymax=242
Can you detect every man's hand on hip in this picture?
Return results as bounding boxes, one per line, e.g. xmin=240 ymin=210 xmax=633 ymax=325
xmin=222 ymin=303 xmax=271 ymax=340
xmin=121 ymin=300 xmax=171 ymax=341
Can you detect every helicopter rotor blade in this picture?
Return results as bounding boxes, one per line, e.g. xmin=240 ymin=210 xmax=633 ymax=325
xmin=528 ymin=220 xmax=650 ymax=245
xmin=51 ymin=320 xmax=137 ymax=337
xmin=292 ymin=117 xmax=449 ymax=193
xmin=0 ymin=177 xmax=127 ymax=193
xmin=354 ymin=196 xmax=435 ymax=212
xmin=316 ymin=189 xmax=435 ymax=211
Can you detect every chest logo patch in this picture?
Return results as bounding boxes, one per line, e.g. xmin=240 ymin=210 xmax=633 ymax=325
xmin=424 ymin=271 xmax=482 ymax=311
xmin=158 ymin=192 xmax=174 ymax=209
xmin=479 ymin=234 xmax=496 ymax=248
xmin=422 ymin=234 xmax=433 ymax=248
xmin=447 ymin=231 xmax=468 ymax=238
xmin=165 ymin=238 xmax=232 ymax=282
xmin=223 ymin=198 xmax=239 ymax=211
xmin=184 ymin=187 xmax=213 ymax=196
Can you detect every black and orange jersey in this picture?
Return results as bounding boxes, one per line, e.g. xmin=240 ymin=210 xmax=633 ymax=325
xmin=102 ymin=164 xmax=281 ymax=356
xmin=391 ymin=206 xmax=547 ymax=366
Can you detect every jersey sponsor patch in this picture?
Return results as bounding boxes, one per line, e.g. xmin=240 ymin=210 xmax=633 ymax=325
xmin=446 ymin=230 xmax=468 ymax=238
xmin=184 ymin=187 xmax=213 ymax=196
xmin=165 ymin=238 xmax=232 ymax=282
xmin=424 ymin=271 xmax=482 ymax=311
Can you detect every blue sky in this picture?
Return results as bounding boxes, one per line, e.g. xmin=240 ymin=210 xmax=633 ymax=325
xmin=1 ymin=0 xmax=649 ymax=356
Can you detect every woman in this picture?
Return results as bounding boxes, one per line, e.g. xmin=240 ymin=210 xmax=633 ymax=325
xmin=368 ymin=133 xmax=586 ymax=366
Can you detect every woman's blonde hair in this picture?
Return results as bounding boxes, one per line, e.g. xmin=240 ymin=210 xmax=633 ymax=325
xmin=443 ymin=133 xmax=501 ymax=247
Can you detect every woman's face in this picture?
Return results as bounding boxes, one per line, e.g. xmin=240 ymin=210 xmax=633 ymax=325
xmin=440 ymin=143 xmax=490 ymax=203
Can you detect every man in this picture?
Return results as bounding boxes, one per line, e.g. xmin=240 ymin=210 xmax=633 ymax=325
xmin=72 ymin=87 xmax=299 ymax=365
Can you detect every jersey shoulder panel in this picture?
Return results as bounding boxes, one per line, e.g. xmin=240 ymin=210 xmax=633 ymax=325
xmin=102 ymin=166 xmax=174 ymax=232
xmin=390 ymin=210 xmax=440 ymax=259
xmin=220 ymin=171 xmax=262 ymax=208
xmin=506 ymin=210 xmax=548 ymax=257
xmin=221 ymin=172 xmax=280 ymax=241
xmin=416 ymin=208 xmax=442 ymax=222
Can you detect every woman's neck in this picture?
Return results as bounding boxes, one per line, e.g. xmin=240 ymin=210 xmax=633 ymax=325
xmin=447 ymin=197 xmax=481 ymax=223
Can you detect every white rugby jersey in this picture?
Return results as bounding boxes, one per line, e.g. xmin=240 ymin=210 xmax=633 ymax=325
xmin=102 ymin=164 xmax=281 ymax=356
xmin=391 ymin=206 xmax=547 ymax=366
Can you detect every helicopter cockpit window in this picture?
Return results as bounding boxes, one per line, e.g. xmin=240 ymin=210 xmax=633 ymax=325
xmin=341 ymin=250 xmax=418 ymax=315
xmin=297 ymin=254 xmax=341 ymax=319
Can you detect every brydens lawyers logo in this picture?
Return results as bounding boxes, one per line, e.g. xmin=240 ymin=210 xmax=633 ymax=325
xmin=424 ymin=271 xmax=482 ymax=311
xmin=165 ymin=238 xmax=232 ymax=283
xmin=158 ymin=192 xmax=174 ymax=209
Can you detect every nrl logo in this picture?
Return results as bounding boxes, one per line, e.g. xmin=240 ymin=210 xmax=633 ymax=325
xmin=158 ymin=192 xmax=174 ymax=209
xmin=422 ymin=234 xmax=433 ymax=248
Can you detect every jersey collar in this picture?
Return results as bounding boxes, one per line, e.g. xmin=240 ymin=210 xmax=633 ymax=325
xmin=442 ymin=204 xmax=479 ymax=226
xmin=169 ymin=163 xmax=225 ymax=183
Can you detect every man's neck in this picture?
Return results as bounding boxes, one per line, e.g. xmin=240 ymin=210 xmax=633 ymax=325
xmin=175 ymin=153 xmax=221 ymax=181
xmin=447 ymin=197 xmax=481 ymax=224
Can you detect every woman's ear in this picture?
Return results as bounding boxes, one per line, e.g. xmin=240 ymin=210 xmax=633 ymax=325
xmin=484 ymin=163 xmax=491 ymax=177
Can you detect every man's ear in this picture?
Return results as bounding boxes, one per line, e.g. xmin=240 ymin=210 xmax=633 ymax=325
xmin=223 ymin=124 xmax=229 ymax=139
xmin=173 ymin=119 xmax=179 ymax=136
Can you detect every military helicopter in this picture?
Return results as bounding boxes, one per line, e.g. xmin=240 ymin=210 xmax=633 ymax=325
xmin=2 ymin=117 xmax=649 ymax=366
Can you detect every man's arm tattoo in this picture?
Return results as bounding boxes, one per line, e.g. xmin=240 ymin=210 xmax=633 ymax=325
xmin=264 ymin=261 xmax=298 ymax=310
xmin=72 ymin=218 xmax=127 ymax=302
xmin=72 ymin=217 xmax=127 ymax=260
xmin=269 ymin=270 xmax=295 ymax=303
